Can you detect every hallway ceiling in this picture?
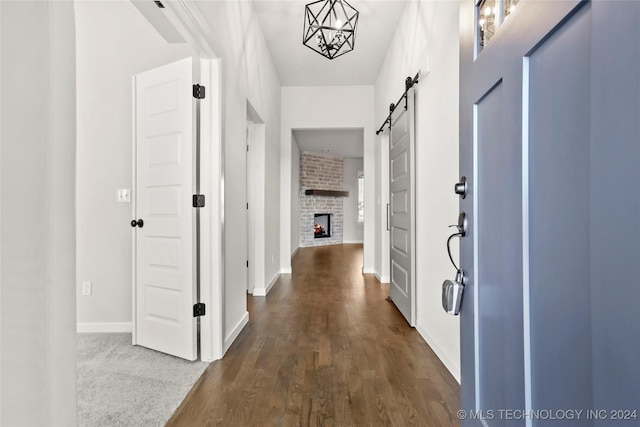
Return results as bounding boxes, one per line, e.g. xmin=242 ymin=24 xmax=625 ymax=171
xmin=293 ymin=128 xmax=364 ymax=158
xmin=252 ymin=0 xmax=407 ymax=86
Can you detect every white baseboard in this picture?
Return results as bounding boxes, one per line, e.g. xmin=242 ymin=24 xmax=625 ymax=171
xmin=362 ymin=267 xmax=375 ymax=274
xmin=77 ymin=322 xmax=132 ymax=333
xmin=253 ymin=272 xmax=280 ymax=297
xmin=281 ymin=267 xmax=292 ymax=274
xmin=224 ymin=311 xmax=249 ymax=354
xmin=291 ymin=246 xmax=300 ymax=258
xmin=343 ymin=240 xmax=364 ymax=244
xmin=416 ymin=321 xmax=461 ymax=383
xmin=374 ymin=272 xmax=390 ymax=284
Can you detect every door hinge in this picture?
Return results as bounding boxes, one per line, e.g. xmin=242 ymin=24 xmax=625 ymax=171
xmin=193 ymin=194 xmax=205 ymax=208
xmin=192 ymin=84 xmax=206 ymax=99
xmin=246 ymin=260 xmax=249 ymax=268
xmin=246 ymin=144 xmax=249 ymax=152
xmin=246 ymin=202 xmax=249 ymax=210
xmin=193 ymin=303 xmax=206 ymax=317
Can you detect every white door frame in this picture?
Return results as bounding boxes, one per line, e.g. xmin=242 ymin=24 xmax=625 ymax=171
xmin=145 ymin=1 xmax=225 ymax=362
xmin=378 ymin=133 xmax=391 ymax=284
xmin=246 ymin=123 xmax=255 ymax=294
xmin=246 ymin=102 xmax=267 ymax=295
xmin=197 ymin=58 xmax=224 ymax=362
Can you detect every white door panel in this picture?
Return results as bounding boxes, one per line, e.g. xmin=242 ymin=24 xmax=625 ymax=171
xmin=133 ymin=57 xmax=197 ymax=361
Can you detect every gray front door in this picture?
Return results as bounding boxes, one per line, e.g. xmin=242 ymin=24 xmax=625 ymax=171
xmin=459 ymin=1 xmax=640 ymax=426
xmin=389 ymin=88 xmax=416 ymax=326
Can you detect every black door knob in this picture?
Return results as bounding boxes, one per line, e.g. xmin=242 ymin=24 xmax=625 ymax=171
xmin=131 ymin=219 xmax=144 ymax=228
xmin=136 ymin=219 xmax=144 ymax=228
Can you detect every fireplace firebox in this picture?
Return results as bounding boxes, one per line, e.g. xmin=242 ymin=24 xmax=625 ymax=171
xmin=313 ymin=213 xmax=331 ymax=238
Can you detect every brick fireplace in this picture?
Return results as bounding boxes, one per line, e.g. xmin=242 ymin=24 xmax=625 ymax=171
xmin=300 ymin=152 xmax=344 ymax=247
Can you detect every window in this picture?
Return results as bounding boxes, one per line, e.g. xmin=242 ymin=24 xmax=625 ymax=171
xmin=357 ymin=171 xmax=364 ymax=223
xmin=476 ymin=0 xmax=520 ymax=54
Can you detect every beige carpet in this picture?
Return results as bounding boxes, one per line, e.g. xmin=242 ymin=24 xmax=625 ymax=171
xmin=77 ymin=333 xmax=209 ymax=426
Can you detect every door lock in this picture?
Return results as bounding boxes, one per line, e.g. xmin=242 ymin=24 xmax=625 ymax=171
xmin=443 ymin=211 xmax=467 ymax=315
xmin=442 ymin=270 xmax=465 ymax=315
xmin=130 ymin=219 xmax=144 ymax=228
xmin=454 ymin=176 xmax=467 ymax=199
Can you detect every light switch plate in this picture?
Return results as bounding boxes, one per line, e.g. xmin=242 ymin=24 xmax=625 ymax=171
xmin=117 ymin=188 xmax=131 ymax=203
xmin=82 ymin=281 xmax=92 ymax=296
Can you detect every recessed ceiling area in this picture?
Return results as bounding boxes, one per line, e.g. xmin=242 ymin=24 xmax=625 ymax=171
xmin=252 ymin=0 xmax=407 ymax=86
xmin=293 ymin=128 xmax=364 ymax=158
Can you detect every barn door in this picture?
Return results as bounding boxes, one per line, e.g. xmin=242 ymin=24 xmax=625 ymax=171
xmin=389 ymin=88 xmax=416 ymax=326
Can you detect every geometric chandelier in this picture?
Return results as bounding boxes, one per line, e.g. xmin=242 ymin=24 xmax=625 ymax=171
xmin=303 ymin=0 xmax=359 ymax=60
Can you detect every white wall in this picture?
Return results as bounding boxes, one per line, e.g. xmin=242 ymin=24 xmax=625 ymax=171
xmin=75 ymin=1 xmax=197 ymax=327
xmin=193 ymin=1 xmax=282 ymax=345
xmin=291 ymin=137 xmax=301 ymax=255
xmin=343 ymin=158 xmax=364 ymax=244
xmin=374 ymin=0 xmax=461 ymax=381
xmin=1 ymin=1 xmax=77 ymax=424
xmin=280 ymin=86 xmax=375 ymax=273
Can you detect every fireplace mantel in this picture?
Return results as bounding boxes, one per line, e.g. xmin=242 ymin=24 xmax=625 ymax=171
xmin=305 ymin=189 xmax=349 ymax=197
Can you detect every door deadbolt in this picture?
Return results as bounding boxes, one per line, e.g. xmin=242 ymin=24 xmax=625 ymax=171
xmin=442 ymin=271 xmax=465 ymax=316
xmin=454 ymin=176 xmax=467 ymax=199
xmin=131 ymin=219 xmax=144 ymax=228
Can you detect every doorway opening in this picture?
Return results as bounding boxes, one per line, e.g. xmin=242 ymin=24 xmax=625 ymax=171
xmin=290 ymin=128 xmax=364 ymax=271
xmin=246 ymin=100 xmax=266 ymax=295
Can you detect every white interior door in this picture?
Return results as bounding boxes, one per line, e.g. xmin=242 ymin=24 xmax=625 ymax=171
xmin=389 ymin=89 xmax=416 ymax=326
xmin=132 ymin=57 xmax=197 ymax=361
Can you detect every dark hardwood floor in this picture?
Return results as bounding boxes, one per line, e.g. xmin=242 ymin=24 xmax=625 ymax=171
xmin=167 ymin=244 xmax=460 ymax=426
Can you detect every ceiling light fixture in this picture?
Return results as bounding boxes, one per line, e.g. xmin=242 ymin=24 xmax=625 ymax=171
xmin=303 ymin=0 xmax=359 ymax=60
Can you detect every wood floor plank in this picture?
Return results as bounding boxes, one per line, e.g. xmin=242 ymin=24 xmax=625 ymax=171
xmin=167 ymin=244 xmax=459 ymax=426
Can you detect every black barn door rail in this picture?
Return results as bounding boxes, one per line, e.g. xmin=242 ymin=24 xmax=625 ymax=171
xmin=375 ymin=72 xmax=421 ymax=135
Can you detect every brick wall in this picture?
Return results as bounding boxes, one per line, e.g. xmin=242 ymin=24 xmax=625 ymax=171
xmin=299 ymin=152 xmax=344 ymax=247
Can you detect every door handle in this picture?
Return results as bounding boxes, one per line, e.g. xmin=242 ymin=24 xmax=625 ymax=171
xmin=443 ymin=212 xmax=467 ymax=316
xmin=454 ymin=176 xmax=467 ymax=199
xmin=386 ymin=203 xmax=391 ymax=231
xmin=131 ymin=219 xmax=144 ymax=228
xmin=447 ymin=214 xmax=466 ymax=271
xmin=456 ymin=212 xmax=467 ymax=237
